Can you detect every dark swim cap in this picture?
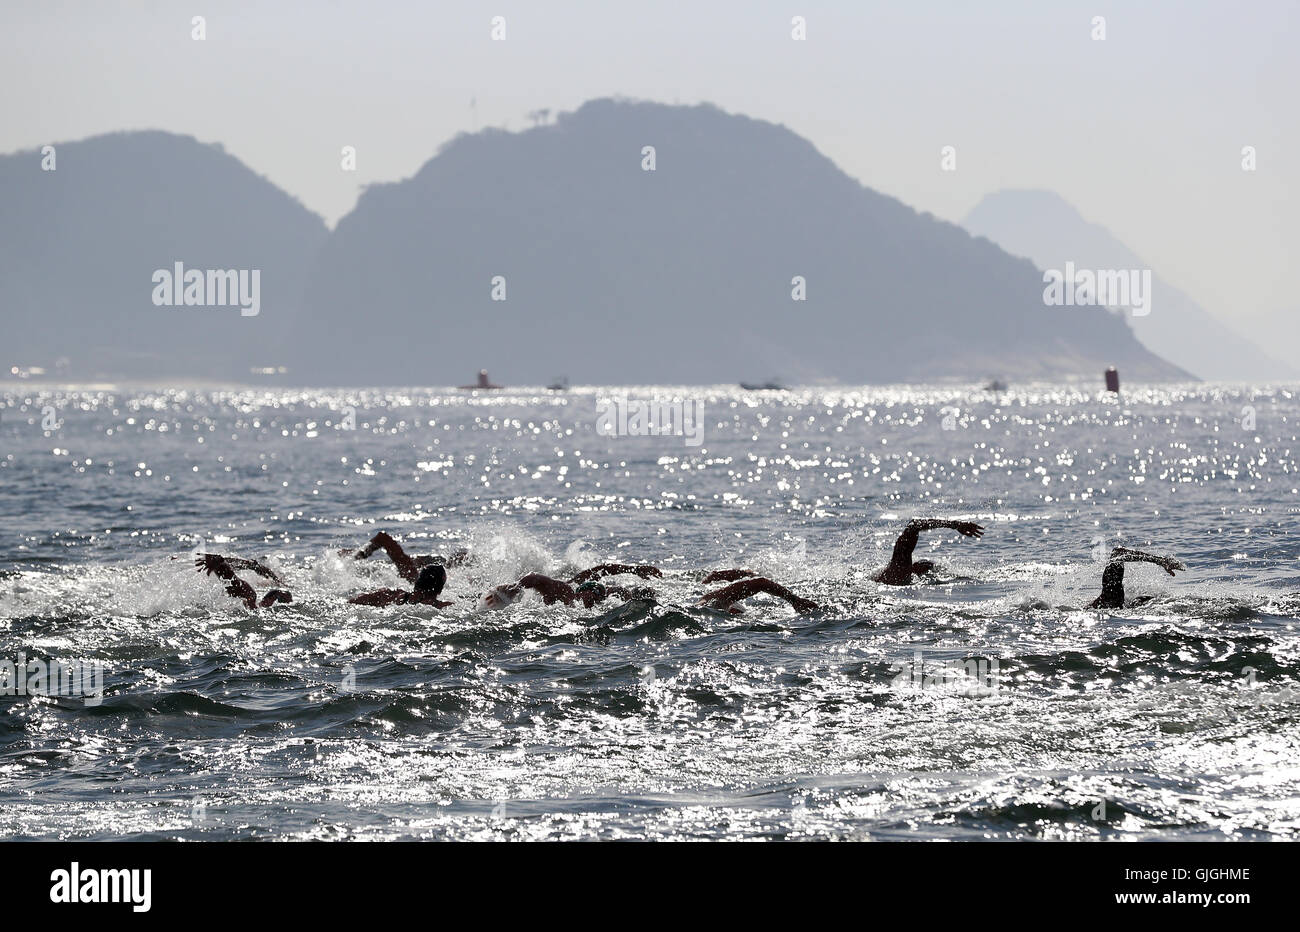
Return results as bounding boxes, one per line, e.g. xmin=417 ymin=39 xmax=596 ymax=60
xmin=415 ymin=564 xmax=447 ymax=595
xmin=575 ymin=581 xmax=606 ymax=598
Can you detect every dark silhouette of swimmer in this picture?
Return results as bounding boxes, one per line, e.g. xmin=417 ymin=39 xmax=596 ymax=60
xmin=570 ymin=563 xmax=662 ymax=584
xmin=875 ymin=519 xmax=984 ymax=585
xmin=697 ymin=576 xmax=819 ymax=614
xmin=702 ymin=568 xmax=757 ymax=584
xmin=341 ymin=531 xmax=469 ymax=583
xmin=1089 ymin=547 xmax=1185 ymax=609
xmin=349 ymin=563 xmax=453 ymax=607
xmin=197 ymin=551 xmax=453 ymax=609
xmin=195 ymin=553 xmax=293 ymax=609
xmin=481 ymin=573 xmax=653 ymax=610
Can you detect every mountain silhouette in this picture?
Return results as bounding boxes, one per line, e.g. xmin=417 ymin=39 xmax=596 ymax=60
xmin=291 ymin=99 xmax=1187 ymax=385
xmin=963 ymin=189 xmax=1294 ymax=381
xmin=2 ymin=107 xmax=1191 ymax=386
xmin=0 ymin=131 xmax=327 ymax=381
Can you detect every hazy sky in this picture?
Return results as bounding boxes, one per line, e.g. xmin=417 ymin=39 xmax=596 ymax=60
xmin=4 ymin=1 xmax=1296 ymax=345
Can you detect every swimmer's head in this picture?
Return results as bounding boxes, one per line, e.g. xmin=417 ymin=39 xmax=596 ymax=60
xmin=911 ymin=560 xmax=935 ymax=577
xmin=575 ymin=581 xmax=607 ymax=607
xmin=414 ymin=564 xmax=447 ymax=596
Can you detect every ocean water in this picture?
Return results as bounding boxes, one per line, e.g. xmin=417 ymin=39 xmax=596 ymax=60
xmin=1 ymin=382 xmax=1297 ymax=841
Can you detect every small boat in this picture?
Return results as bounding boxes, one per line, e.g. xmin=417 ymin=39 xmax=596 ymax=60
xmin=458 ymin=369 xmax=503 ymax=390
xmin=739 ymin=379 xmax=787 ymax=391
xmin=547 ymin=376 xmax=569 ymax=391
xmin=983 ymin=379 xmax=1008 ymax=392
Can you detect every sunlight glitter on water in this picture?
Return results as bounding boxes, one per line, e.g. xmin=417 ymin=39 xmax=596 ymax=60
xmin=1 ymin=382 xmax=1297 ymax=839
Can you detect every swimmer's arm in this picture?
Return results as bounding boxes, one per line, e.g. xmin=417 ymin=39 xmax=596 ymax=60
xmin=194 ymin=556 xmax=257 ymax=609
xmin=225 ymin=580 xmax=257 ymax=609
xmin=348 ymin=588 xmax=407 ymax=607
xmin=517 ymin=573 xmax=577 ymax=605
xmin=905 ymin=518 xmax=985 ymax=541
xmin=223 ymin=556 xmax=283 ymax=584
xmin=888 ymin=519 xmax=955 ymax=567
xmin=353 ymin=531 xmax=419 ymax=582
xmin=259 ymin=589 xmax=293 ymax=607
xmin=701 ymin=568 xmax=756 ymax=584
xmin=699 ymin=577 xmax=819 ymax=614
xmin=878 ymin=519 xmax=983 ymax=582
xmin=570 ymin=563 xmax=663 ymax=584
xmin=423 ymin=549 xmax=469 ymax=569
xmin=1109 ymin=547 xmax=1185 ymax=576
xmin=876 ymin=523 xmax=925 ymax=581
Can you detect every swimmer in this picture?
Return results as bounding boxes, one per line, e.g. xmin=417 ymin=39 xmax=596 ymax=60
xmin=1089 ymin=547 xmax=1185 ymax=609
xmin=341 ymin=530 xmax=469 ymax=583
xmin=195 ymin=553 xmax=293 ymax=609
xmin=480 ymin=574 xmax=654 ymax=610
xmin=349 ymin=564 xmax=454 ymax=607
xmin=875 ymin=519 xmax=984 ymax=585
xmin=697 ymin=576 xmax=819 ymax=615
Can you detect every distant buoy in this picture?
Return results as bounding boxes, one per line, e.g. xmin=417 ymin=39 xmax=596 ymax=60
xmin=1105 ymin=367 xmax=1120 ymax=393
xmin=458 ymin=369 xmax=503 ymax=390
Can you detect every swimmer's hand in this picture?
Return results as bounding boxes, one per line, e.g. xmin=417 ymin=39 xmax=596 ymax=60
xmin=195 ymin=553 xmax=229 ymax=576
xmin=789 ymin=595 xmax=821 ymax=615
xmin=953 ymin=522 xmax=984 ymax=539
xmin=1157 ymin=557 xmax=1186 ymax=576
xmin=196 ymin=553 xmax=282 ymax=583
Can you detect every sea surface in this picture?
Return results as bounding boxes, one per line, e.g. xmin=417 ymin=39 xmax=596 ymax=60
xmin=1 ymin=382 xmax=1298 ymax=841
